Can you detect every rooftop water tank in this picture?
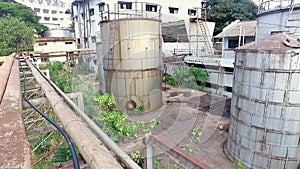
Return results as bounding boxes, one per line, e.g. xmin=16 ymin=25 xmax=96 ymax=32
xmin=43 ymin=29 xmax=72 ymax=38
xmin=227 ymin=33 xmax=300 ymax=168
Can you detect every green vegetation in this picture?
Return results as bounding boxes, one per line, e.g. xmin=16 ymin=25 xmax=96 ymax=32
xmin=164 ymin=66 xmax=209 ymax=90
xmin=0 ymin=17 xmax=35 ymax=55
xmin=0 ymin=0 xmax=48 ymax=55
xmin=207 ymin=0 xmax=257 ymax=35
xmin=164 ymin=74 xmax=177 ymax=86
xmin=0 ymin=0 xmax=48 ymax=34
xmin=39 ymin=61 xmax=162 ymax=167
xmin=93 ymin=93 xmax=160 ymax=141
xmin=28 ymin=108 xmax=79 ymax=169
xmin=40 ymin=61 xmax=73 ymax=93
xmin=180 ymin=127 xmax=202 ymax=155
xmin=235 ymin=160 xmax=247 ymax=169
xmin=130 ymin=150 xmax=144 ymax=167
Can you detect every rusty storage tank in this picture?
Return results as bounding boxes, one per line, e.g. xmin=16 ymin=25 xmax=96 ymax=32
xmin=257 ymin=0 xmax=300 ymax=41
xmin=99 ymin=2 xmax=163 ymax=112
xmin=227 ymin=32 xmax=300 ymax=169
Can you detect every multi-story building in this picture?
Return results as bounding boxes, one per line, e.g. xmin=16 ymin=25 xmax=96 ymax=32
xmin=71 ymin=0 xmax=215 ymax=57
xmin=15 ymin=0 xmax=72 ymax=29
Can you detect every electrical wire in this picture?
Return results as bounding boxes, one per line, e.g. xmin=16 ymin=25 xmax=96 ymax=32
xmin=21 ymin=59 xmax=80 ymax=169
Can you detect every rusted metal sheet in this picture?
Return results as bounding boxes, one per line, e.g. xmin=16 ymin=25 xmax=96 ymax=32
xmin=228 ymin=33 xmax=300 ymax=169
xmin=0 ymin=53 xmax=16 ymax=103
xmin=0 ymin=59 xmax=32 ymax=168
xmin=26 ymin=59 xmax=122 ymax=169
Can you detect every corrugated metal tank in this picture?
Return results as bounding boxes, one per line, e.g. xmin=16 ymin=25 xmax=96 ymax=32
xmin=100 ymin=18 xmax=162 ymax=112
xmin=257 ymin=2 xmax=300 ymax=40
xmin=227 ymin=33 xmax=300 ymax=169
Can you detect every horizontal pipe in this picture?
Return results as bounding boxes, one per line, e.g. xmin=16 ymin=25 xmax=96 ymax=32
xmin=36 ymin=61 xmax=142 ymax=169
xmin=26 ymin=59 xmax=123 ymax=169
xmin=22 ymin=63 xmax=80 ymax=169
xmin=0 ymin=53 xmax=16 ymax=102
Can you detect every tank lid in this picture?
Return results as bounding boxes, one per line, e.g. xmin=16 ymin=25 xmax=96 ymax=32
xmin=237 ymin=32 xmax=300 ymax=52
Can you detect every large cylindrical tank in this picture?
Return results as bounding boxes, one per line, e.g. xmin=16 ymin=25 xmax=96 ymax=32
xmin=43 ymin=29 xmax=72 ymax=38
xmin=227 ymin=33 xmax=300 ymax=169
xmin=100 ymin=5 xmax=162 ymax=112
xmin=257 ymin=1 xmax=300 ymax=40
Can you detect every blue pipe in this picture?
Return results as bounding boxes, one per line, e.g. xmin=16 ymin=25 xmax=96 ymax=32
xmin=21 ymin=63 xmax=80 ymax=169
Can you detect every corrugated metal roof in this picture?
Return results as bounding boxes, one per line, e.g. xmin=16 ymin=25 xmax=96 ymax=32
xmin=237 ymin=32 xmax=298 ymax=52
xmin=215 ymin=20 xmax=256 ymax=38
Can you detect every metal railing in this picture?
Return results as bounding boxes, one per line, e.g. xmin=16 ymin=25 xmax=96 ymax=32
xmin=100 ymin=2 xmax=162 ymax=22
xmin=20 ymin=57 xmax=80 ymax=169
xmin=258 ymin=0 xmax=296 ymax=14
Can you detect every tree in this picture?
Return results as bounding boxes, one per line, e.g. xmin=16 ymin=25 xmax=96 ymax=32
xmin=0 ymin=17 xmax=35 ymax=55
xmin=207 ymin=0 xmax=258 ymax=36
xmin=0 ymin=0 xmax=48 ymax=34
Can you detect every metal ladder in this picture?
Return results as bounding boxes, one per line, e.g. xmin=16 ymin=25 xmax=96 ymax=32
xmin=107 ymin=21 xmax=116 ymax=70
xmin=284 ymin=0 xmax=300 ymax=35
xmin=197 ymin=20 xmax=214 ymax=56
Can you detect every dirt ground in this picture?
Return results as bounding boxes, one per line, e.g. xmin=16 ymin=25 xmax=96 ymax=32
xmin=128 ymin=83 xmax=234 ymax=169
xmin=72 ymin=66 xmax=235 ymax=169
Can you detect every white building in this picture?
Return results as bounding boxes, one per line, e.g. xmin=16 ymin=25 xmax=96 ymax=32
xmin=33 ymin=37 xmax=76 ymax=53
xmin=215 ymin=20 xmax=256 ymax=59
xmin=15 ymin=0 xmax=72 ymax=29
xmin=71 ymin=0 xmax=215 ymax=57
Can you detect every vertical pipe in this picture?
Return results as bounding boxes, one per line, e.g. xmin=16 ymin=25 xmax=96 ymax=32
xmin=144 ymin=136 xmax=155 ymax=169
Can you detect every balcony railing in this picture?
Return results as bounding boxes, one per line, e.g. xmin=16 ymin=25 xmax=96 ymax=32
xmin=99 ymin=2 xmax=162 ymax=22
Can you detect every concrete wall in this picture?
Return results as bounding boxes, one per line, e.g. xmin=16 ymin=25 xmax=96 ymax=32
xmin=33 ymin=40 xmax=76 ymax=53
xmin=169 ymin=56 xmax=235 ymax=98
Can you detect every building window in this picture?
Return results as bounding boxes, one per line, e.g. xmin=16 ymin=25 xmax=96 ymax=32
xmin=91 ymin=36 xmax=96 ymax=43
xmin=146 ymin=4 xmax=157 ymax=12
xmin=34 ymin=8 xmax=40 ymax=13
xmin=169 ymin=7 xmax=179 ymax=14
xmin=65 ymin=41 xmax=73 ymax=45
xmin=118 ymin=1 xmax=132 ymax=9
xmin=60 ymin=18 xmax=64 ymax=21
xmin=89 ymin=8 xmax=94 ymax=16
xmin=188 ymin=9 xmax=197 ymax=16
xmin=43 ymin=9 xmax=49 ymax=13
xmin=51 ymin=10 xmax=57 ymax=14
xmin=228 ymin=39 xmax=239 ymax=48
xmin=98 ymin=2 xmax=105 ymax=11
xmin=59 ymin=11 xmax=63 ymax=14
xmin=38 ymin=16 xmax=41 ymax=20
xmin=52 ymin=18 xmax=58 ymax=21
xmin=38 ymin=42 xmax=47 ymax=46
xmin=44 ymin=17 xmax=50 ymax=21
